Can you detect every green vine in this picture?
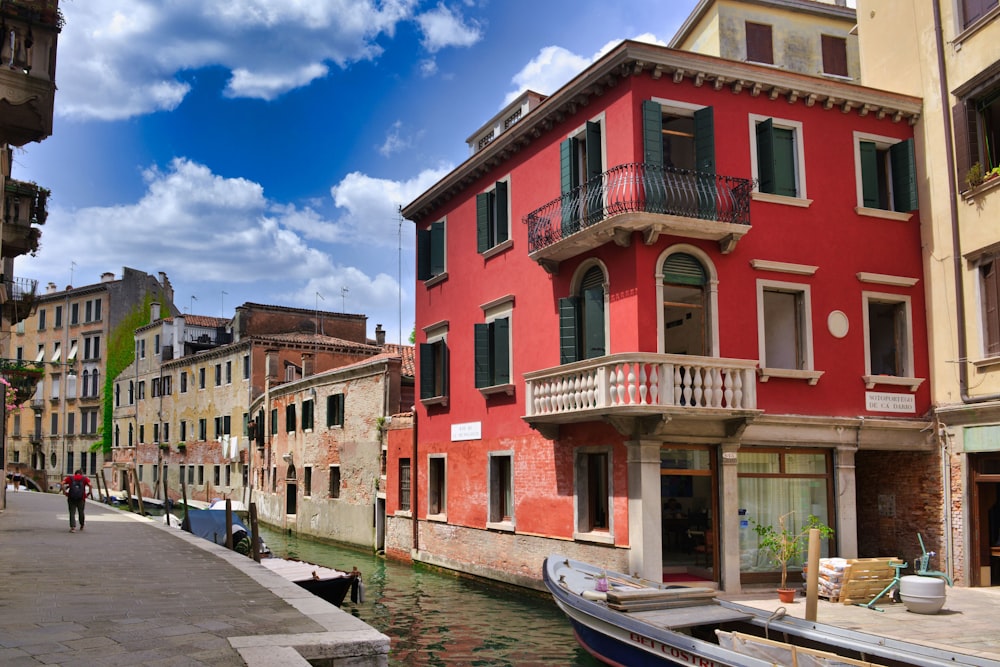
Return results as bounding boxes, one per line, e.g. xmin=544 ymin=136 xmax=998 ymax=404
xmin=98 ymin=294 xmax=154 ymax=453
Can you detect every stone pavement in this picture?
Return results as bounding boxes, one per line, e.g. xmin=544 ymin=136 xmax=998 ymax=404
xmin=721 ymin=584 xmax=1000 ymax=664
xmin=0 ymin=491 xmax=389 ymax=666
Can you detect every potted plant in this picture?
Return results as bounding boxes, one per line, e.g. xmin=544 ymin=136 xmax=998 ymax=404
xmin=752 ymin=511 xmax=834 ymax=603
xmin=965 ymin=162 xmax=984 ymax=190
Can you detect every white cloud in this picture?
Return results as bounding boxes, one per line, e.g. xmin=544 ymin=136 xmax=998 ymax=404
xmin=54 ymin=0 xmax=484 ymax=120
xmin=415 ymin=3 xmax=483 ymax=53
xmin=378 ymin=120 xmax=414 ymax=158
xmin=419 ymin=58 xmax=439 ymax=77
xmin=504 ymin=33 xmax=667 ymax=105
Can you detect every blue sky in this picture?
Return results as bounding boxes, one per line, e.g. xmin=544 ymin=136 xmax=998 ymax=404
xmin=13 ymin=0 xmax=699 ymax=345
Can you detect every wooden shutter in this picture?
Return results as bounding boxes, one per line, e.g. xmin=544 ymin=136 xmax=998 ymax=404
xmin=474 ymin=323 xmax=490 ymax=388
xmin=559 ymin=297 xmax=580 ymax=364
xmin=694 ymin=106 xmax=715 ymax=175
xmin=495 ymin=181 xmax=508 ymax=244
xmin=745 ymin=22 xmax=773 ymax=65
xmin=419 ymin=343 xmax=436 ymax=399
xmin=493 ymin=317 xmax=510 ymax=385
xmin=642 ymin=100 xmax=663 ymax=166
xmin=560 ymin=137 xmax=578 ymax=235
xmin=821 ymin=35 xmax=848 ymax=77
xmin=983 ymin=260 xmax=1000 ymax=356
xmin=586 ymin=121 xmax=603 ymax=181
xmin=756 ymin=118 xmax=776 ymax=194
xmin=859 ymin=141 xmax=880 ymax=209
xmin=962 ymin=0 xmax=996 ymax=28
xmin=953 ymin=99 xmax=976 ymax=188
xmin=417 ymin=228 xmax=431 ymax=280
xmin=476 ymin=192 xmax=490 ymax=253
xmin=772 ymin=126 xmax=797 ymax=197
xmin=663 ymin=253 xmax=707 ymax=286
xmin=430 ymin=221 xmax=445 ymax=276
xmin=890 ymin=138 xmax=919 ymax=212
xmin=582 ymin=273 xmax=606 ymax=359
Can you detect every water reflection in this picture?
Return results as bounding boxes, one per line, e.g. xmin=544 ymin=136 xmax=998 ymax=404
xmin=257 ymin=526 xmax=600 ymax=666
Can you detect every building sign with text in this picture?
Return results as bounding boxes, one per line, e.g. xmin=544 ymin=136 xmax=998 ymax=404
xmin=865 ymin=391 xmax=915 ymax=414
xmin=451 ymin=421 xmax=482 ymax=442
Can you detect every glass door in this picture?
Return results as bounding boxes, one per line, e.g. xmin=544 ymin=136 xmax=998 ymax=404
xmin=661 ymin=446 xmax=717 ymax=581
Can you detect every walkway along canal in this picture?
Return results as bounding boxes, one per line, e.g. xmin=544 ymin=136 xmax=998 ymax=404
xmin=257 ymin=524 xmax=600 ymax=666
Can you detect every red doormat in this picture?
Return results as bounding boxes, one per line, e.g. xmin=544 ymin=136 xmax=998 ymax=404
xmin=663 ymin=572 xmax=713 ymax=583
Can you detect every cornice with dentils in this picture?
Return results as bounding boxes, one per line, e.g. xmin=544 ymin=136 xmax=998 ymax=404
xmin=402 ymin=39 xmax=922 ymax=223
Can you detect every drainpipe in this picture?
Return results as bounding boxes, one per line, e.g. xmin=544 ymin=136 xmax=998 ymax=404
xmin=412 ymin=408 xmax=419 ymax=553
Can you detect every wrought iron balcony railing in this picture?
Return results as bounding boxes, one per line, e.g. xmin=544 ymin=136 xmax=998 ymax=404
xmin=524 ymin=163 xmax=752 ymax=254
xmin=1 ymin=276 xmax=39 ymax=325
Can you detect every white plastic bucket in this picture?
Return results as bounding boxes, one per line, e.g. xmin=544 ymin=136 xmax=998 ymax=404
xmin=899 ymin=575 xmax=946 ymax=614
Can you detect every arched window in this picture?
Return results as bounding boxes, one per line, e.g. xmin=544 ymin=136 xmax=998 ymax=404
xmin=662 ymin=252 xmax=709 ymax=356
xmin=128 ymin=380 xmax=134 ymax=404
xmin=91 ymin=370 xmax=99 ymax=397
xmin=559 ymin=265 xmax=607 ymax=363
xmin=128 ymin=423 xmax=134 ymax=447
xmin=81 ymin=370 xmax=90 ymax=398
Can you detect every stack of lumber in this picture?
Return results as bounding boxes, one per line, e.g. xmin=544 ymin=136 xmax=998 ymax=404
xmin=814 ymin=557 xmax=900 ymax=604
xmin=606 ymin=585 xmax=716 ymax=612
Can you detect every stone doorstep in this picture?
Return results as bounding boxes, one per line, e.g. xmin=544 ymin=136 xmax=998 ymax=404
xmin=230 ymin=632 xmax=390 ymax=666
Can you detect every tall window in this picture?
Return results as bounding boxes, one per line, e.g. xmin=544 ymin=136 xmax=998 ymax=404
xmin=199 ymin=367 xmax=206 ymax=389
xmin=753 ymin=117 xmax=802 ymax=198
xmin=417 ymin=220 xmax=446 ymax=282
xmin=745 ymin=21 xmax=773 ymax=65
xmin=855 ymin=133 xmax=918 ymax=213
xmin=475 ymin=301 xmax=512 ymax=391
xmin=864 ymin=293 xmax=914 ymax=379
xmin=225 ymin=360 xmax=232 ymax=384
xmin=662 ymin=252 xmax=710 ymax=356
xmin=419 ymin=336 xmax=449 ymax=402
xmin=326 ymin=394 xmax=344 ymax=427
xmin=180 ymin=371 xmax=187 ymax=393
xmin=560 ymin=118 xmax=604 ymax=234
xmin=980 ymin=256 xmax=1000 ymax=357
xmin=757 ymin=281 xmax=815 ymax=376
xmin=821 ymin=34 xmax=848 ymax=77
xmin=215 ymin=364 xmax=222 ymax=386
xmin=960 ymin=0 xmax=996 ymax=29
xmin=303 ymin=466 xmax=312 ymax=497
xmin=54 ymin=305 xmax=62 ymax=328
xmin=428 ymin=455 xmax=446 ymax=517
xmin=302 ymin=399 xmax=314 ymax=430
xmin=329 ymin=465 xmax=341 ymax=498
xmin=488 ymin=453 xmax=513 ymax=527
xmin=285 ymin=404 xmax=296 ymax=432
xmin=954 ymin=74 xmax=1000 ymax=187
xmin=560 ymin=265 xmax=606 ymax=363
xmin=399 ymin=458 xmax=411 ymax=512
xmin=476 ymin=180 xmax=509 ymax=253
xmin=576 ymin=449 xmax=611 ymax=536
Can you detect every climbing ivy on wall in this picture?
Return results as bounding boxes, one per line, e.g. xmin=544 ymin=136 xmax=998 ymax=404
xmin=95 ymin=293 xmax=153 ymax=454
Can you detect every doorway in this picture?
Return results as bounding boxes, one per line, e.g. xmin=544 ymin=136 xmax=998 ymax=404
xmin=971 ymin=453 xmax=1000 ymax=586
xmin=285 ymin=463 xmax=297 ymax=515
xmin=661 ymin=445 xmax=718 ymax=582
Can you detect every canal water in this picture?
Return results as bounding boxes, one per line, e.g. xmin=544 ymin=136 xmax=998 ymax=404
xmin=256 ymin=525 xmax=601 ymax=666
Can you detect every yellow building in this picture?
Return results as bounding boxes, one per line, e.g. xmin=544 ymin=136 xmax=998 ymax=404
xmin=856 ymin=1 xmax=1000 ymax=587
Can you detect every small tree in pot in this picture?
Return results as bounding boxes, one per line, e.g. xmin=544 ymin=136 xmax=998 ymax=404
xmin=752 ymin=511 xmax=834 ymax=600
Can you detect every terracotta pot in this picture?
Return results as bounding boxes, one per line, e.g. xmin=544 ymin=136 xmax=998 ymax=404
xmin=777 ymin=588 xmax=797 ymax=603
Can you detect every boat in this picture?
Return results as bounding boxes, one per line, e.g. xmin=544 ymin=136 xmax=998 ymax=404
xmin=543 ymin=555 xmax=999 ymax=667
xmin=258 ymin=557 xmax=362 ymax=608
xmin=181 ymin=509 xmax=360 ymax=607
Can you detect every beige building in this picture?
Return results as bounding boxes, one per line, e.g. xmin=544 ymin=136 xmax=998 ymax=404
xmin=671 ymin=0 xmax=860 ymax=82
xmin=8 ymin=268 xmax=175 ymax=491
xmin=855 ymin=1 xmax=1000 ymax=586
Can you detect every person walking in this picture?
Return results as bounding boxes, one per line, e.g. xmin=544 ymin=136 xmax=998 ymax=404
xmin=62 ymin=469 xmax=91 ymax=533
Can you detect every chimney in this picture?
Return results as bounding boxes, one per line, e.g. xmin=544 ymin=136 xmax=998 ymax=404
xmin=266 ymin=348 xmax=279 ymax=380
xmin=301 ymin=352 xmax=314 ymax=377
xmin=46 ymin=282 xmax=57 ymax=294
xmin=375 ymin=324 xmax=386 ymax=347
xmin=101 ymin=272 xmax=115 ymax=283
xmin=150 ymin=302 xmax=161 ymax=321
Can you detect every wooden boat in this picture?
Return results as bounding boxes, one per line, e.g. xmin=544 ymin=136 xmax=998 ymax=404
xmin=543 ymin=555 xmax=999 ymax=667
xmin=259 ymin=557 xmax=361 ymax=608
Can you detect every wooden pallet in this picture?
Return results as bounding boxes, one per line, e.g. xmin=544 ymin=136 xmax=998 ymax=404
xmin=818 ymin=557 xmax=900 ymax=604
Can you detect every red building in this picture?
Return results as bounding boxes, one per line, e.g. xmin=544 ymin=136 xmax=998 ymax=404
xmin=395 ymin=41 xmax=932 ymax=593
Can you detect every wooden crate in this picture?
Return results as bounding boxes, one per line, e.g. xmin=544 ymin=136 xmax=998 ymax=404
xmin=831 ymin=557 xmax=901 ymax=605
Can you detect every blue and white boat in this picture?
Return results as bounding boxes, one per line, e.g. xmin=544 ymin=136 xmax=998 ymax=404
xmin=543 ymin=555 xmax=999 ymax=667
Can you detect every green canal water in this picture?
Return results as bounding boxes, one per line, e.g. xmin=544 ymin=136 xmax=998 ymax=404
xmin=256 ymin=525 xmax=601 ymax=666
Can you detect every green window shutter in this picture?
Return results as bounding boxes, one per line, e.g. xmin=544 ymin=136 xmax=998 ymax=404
xmin=493 ymin=317 xmax=510 ymax=385
xmin=560 ymin=137 xmax=576 ymax=194
xmin=582 ymin=287 xmax=606 ymax=359
xmin=326 ymin=395 xmax=335 ymax=425
xmin=416 ymin=228 xmax=431 ymax=280
xmin=693 ymin=106 xmax=715 ymax=175
xmin=419 ymin=343 xmax=436 ymax=399
xmin=440 ymin=342 xmax=449 ymax=397
xmin=663 ymin=253 xmax=707 ymax=286
xmin=859 ymin=141 xmax=880 ymax=209
xmin=474 ymin=323 xmax=490 ymax=388
xmin=336 ymin=395 xmax=345 ymax=426
xmin=642 ymin=100 xmax=663 ymax=167
xmin=586 ymin=121 xmax=603 ymax=181
xmin=772 ymin=126 xmax=797 ymax=197
xmin=890 ymin=138 xmax=919 ymax=212
xmin=430 ymin=221 xmax=445 ymax=276
xmin=559 ymin=297 xmax=580 ymax=364
xmin=756 ymin=118 xmax=776 ymax=194
xmin=476 ymin=192 xmax=490 ymax=253
xmin=495 ymin=181 xmax=509 ymax=244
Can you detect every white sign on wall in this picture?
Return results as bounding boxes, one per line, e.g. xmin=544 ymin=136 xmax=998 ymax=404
xmin=865 ymin=392 xmax=916 ymax=414
xmin=451 ymin=421 xmax=482 ymax=442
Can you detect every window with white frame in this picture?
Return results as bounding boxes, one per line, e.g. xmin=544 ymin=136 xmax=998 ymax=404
xmin=427 ymin=455 xmax=446 ymax=518
xmin=420 ymin=322 xmax=449 ymax=404
xmin=475 ymin=296 xmax=513 ymax=393
xmin=477 ymin=178 xmax=510 ymax=255
xmin=853 ymin=132 xmax=918 ymax=217
xmin=821 ymin=35 xmax=848 ymax=77
xmin=756 ymin=280 xmax=822 ymax=384
xmin=863 ymin=291 xmax=920 ymax=388
xmin=749 ymin=114 xmax=807 ymax=201
xmin=575 ymin=448 xmax=612 ymax=541
xmin=560 ymin=264 xmax=608 ymax=364
xmin=745 ymin=21 xmax=773 ymax=65
xmin=487 ymin=452 xmax=514 ymax=530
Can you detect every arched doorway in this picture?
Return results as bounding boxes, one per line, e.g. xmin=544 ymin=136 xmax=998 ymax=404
xmin=285 ymin=463 xmax=297 ymax=515
xmin=662 ymin=252 xmax=709 ymax=356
